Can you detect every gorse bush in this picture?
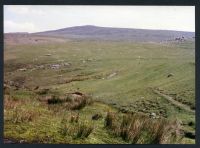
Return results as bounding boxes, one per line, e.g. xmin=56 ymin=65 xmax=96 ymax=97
xmin=104 ymin=112 xmax=183 ymax=144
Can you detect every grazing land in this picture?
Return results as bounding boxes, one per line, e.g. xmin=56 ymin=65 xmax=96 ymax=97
xmin=4 ymin=26 xmax=195 ymax=144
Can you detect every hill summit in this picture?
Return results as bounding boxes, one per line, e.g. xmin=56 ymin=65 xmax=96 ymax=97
xmin=33 ymin=25 xmax=195 ymax=42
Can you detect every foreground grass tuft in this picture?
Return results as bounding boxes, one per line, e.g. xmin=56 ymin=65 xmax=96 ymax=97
xmin=104 ymin=112 xmax=183 ymax=144
xmin=75 ymin=121 xmax=94 ymax=139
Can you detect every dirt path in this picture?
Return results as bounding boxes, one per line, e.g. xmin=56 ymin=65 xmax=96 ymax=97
xmin=153 ymin=89 xmax=195 ymax=113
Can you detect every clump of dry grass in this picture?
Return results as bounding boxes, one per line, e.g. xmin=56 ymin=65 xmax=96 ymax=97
xmin=67 ymin=94 xmax=93 ymax=110
xmin=104 ymin=111 xmax=183 ymax=144
xmin=70 ymin=97 xmax=87 ymax=110
xmin=10 ymin=106 xmax=39 ymax=123
xmin=46 ymin=93 xmax=93 ymax=110
xmin=4 ymin=95 xmax=21 ymax=110
xmin=59 ymin=116 xmax=93 ymax=139
xmin=70 ymin=112 xmax=79 ymax=123
xmin=47 ymin=95 xmax=63 ymax=104
xmin=75 ymin=121 xmax=94 ymax=139
xmin=65 ymin=77 xmax=89 ymax=84
xmin=104 ymin=112 xmax=117 ymax=129
xmin=36 ymin=88 xmax=49 ymax=95
xmin=146 ymin=119 xmax=183 ymax=144
xmin=119 ymin=113 xmax=148 ymax=143
xmin=59 ymin=118 xmax=71 ymax=137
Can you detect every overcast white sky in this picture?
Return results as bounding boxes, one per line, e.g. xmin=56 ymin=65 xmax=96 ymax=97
xmin=4 ymin=5 xmax=195 ymax=33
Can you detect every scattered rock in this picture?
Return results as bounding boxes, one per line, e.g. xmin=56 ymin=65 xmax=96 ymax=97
xmin=34 ymin=86 xmax=39 ymax=90
xmin=36 ymin=65 xmax=45 ymax=69
xmin=107 ymin=72 xmax=117 ymax=79
xmin=72 ymin=91 xmax=83 ymax=96
xmin=19 ymin=140 xmax=26 ymax=143
xmin=175 ymin=37 xmax=185 ymax=42
xmin=188 ymin=121 xmax=194 ymax=126
xmin=185 ymin=131 xmax=195 ymax=139
xmin=44 ymin=54 xmax=52 ymax=56
xmin=92 ymin=113 xmax=103 ymax=120
xmin=167 ymin=73 xmax=174 ymax=78
xmin=87 ymin=58 xmax=93 ymax=61
xmin=19 ymin=68 xmax=27 ymax=71
xmin=64 ymin=62 xmax=70 ymax=66
xmin=4 ymin=83 xmax=10 ymax=90
xmin=120 ymin=108 xmax=129 ymax=113
xmin=149 ymin=112 xmax=156 ymax=118
xmin=8 ymin=81 xmax=14 ymax=86
xmin=51 ymin=64 xmax=60 ymax=69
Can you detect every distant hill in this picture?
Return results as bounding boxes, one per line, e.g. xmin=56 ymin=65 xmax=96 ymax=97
xmin=33 ymin=25 xmax=195 ymax=42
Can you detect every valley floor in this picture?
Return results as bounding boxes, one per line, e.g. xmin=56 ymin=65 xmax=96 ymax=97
xmin=4 ymin=38 xmax=195 ymax=144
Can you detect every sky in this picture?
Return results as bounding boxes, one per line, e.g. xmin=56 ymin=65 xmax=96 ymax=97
xmin=4 ymin=5 xmax=195 ymax=33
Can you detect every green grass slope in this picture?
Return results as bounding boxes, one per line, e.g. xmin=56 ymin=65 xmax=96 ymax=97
xmin=4 ymin=39 xmax=195 ymax=144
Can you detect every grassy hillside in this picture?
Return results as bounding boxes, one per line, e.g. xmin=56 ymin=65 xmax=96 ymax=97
xmin=34 ymin=25 xmax=195 ymax=42
xmin=4 ymin=38 xmax=195 ymax=144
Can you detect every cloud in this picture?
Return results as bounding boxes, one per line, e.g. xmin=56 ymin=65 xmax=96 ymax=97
xmin=4 ymin=6 xmax=195 ymax=33
xmin=4 ymin=20 xmax=38 ymax=33
xmin=6 ymin=5 xmax=45 ymax=15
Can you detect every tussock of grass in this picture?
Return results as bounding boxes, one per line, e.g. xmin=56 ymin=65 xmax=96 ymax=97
xmin=104 ymin=112 xmax=117 ymax=129
xmin=104 ymin=112 xmax=183 ymax=144
xmin=36 ymin=88 xmax=50 ymax=95
xmin=58 ymin=115 xmax=93 ymax=139
xmin=65 ymin=77 xmax=89 ymax=84
xmin=75 ymin=122 xmax=94 ymax=139
xmin=4 ymin=95 xmax=21 ymax=110
xmin=47 ymin=95 xmax=63 ymax=104
xmin=67 ymin=94 xmax=93 ymax=110
xmin=70 ymin=112 xmax=79 ymax=123
xmin=11 ymin=107 xmax=39 ymax=123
